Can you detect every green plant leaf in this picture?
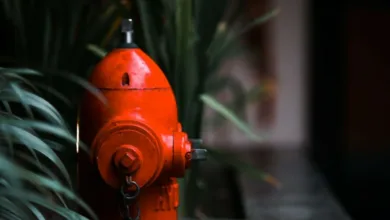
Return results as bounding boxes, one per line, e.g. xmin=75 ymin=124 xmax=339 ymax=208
xmin=158 ymin=34 xmax=172 ymax=75
xmin=86 ymin=44 xmax=108 ymax=58
xmin=0 ymin=117 xmax=41 ymax=165
xmin=2 ymin=72 xmax=39 ymax=92
xmin=203 ymin=74 xmax=247 ymax=128
xmin=136 ymin=0 xmax=159 ymax=60
xmin=42 ymin=139 xmax=65 ymax=152
xmin=220 ymin=8 xmax=279 ymax=47
xmin=208 ymin=8 xmax=279 ymax=66
xmin=174 ymin=0 xmax=197 ymax=120
xmin=18 ymin=152 xmax=68 ymax=207
xmin=25 ymin=203 xmax=45 ymax=220
xmin=51 ymin=24 xmax=63 ymax=69
xmin=33 ymin=83 xmax=73 ymax=107
xmin=0 ymin=155 xmax=97 ymax=220
xmin=0 ymin=118 xmax=88 ymax=153
xmin=8 ymin=82 xmax=34 ymax=119
xmin=51 ymin=71 xmax=107 ymax=106
xmin=1 ymin=125 xmax=72 ymax=187
xmin=0 ymin=68 xmax=42 ymax=76
xmin=159 ymin=2 xmax=177 ymax=79
xmin=68 ymin=0 xmax=84 ymax=48
xmin=206 ymin=32 xmax=247 ymax=76
xmin=0 ymin=111 xmax=25 ymax=155
xmin=200 ymin=94 xmax=264 ymax=143
xmin=239 ymin=8 xmax=280 ymax=35
xmin=1 ymin=84 xmax=66 ymax=127
xmin=0 ymin=197 xmax=28 ymax=220
xmin=75 ymin=1 xmax=122 ymax=46
xmin=2 ymin=101 xmax=12 ymax=114
xmin=0 ymin=190 xmax=91 ymax=220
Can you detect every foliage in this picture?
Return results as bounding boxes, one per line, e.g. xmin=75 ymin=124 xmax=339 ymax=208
xmin=0 ymin=68 xmax=101 ymax=219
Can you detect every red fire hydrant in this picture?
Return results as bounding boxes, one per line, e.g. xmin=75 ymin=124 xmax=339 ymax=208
xmin=78 ymin=19 xmax=206 ymax=220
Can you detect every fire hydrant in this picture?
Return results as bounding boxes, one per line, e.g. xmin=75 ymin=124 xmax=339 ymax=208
xmin=78 ymin=19 xmax=207 ymax=220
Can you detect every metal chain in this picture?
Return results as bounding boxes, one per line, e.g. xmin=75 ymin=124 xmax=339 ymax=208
xmin=119 ymin=176 xmax=141 ymax=220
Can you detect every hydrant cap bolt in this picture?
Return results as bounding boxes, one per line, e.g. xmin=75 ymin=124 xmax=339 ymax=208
xmin=114 ymin=147 xmax=141 ymax=174
xmin=120 ymin=153 xmax=136 ymax=168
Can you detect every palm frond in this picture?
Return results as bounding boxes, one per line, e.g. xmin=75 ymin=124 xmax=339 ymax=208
xmin=200 ymin=94 xmax=264 ymax=142
xmin=0 ymin=68 xmax=98 ymax=220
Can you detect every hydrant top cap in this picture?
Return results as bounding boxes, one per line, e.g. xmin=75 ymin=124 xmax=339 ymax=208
xmin=90 ymin=48 xmax=171 ymax=89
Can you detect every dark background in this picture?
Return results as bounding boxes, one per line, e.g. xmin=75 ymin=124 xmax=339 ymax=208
xmin=309 ymin=1 xmax=390 ymax=219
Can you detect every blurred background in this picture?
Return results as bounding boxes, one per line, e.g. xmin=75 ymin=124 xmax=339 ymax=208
xmin=1 ymin=0 xmax=390 ymax=219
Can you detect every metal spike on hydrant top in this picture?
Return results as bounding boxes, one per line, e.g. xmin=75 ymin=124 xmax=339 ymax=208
xmin=121 ymin=18 xmax=133 ymax=44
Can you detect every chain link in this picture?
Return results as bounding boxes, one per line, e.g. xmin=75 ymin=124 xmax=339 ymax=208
xmin=119 ymin=176 xmax=141 ymax=220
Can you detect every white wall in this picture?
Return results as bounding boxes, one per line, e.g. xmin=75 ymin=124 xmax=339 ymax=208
xmin=268 ymin=0 xmax=308 ymax=148
xmin=202 ymin=0 xmax=308 ymax=149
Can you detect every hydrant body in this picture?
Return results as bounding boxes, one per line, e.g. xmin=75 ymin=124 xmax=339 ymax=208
xmin=77 ymin=19 xmax=199 ymax=220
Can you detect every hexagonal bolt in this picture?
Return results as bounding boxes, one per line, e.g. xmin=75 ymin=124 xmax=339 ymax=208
xmin=121 ymin=153 xmax=140 ymax=171
xmin=114 ymin=149 xmax=141 ymax=174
